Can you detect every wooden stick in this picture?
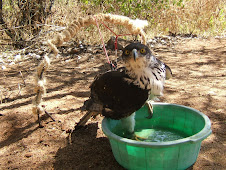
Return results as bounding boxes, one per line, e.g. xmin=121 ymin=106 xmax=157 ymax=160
xmin=44 ymin=110 xmax=55 ymax=122
xmin=19 ymin=71 xmax=26 ymax=86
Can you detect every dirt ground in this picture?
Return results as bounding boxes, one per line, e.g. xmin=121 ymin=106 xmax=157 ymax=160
xmin=0 ymin=37 xmax=225 ymax=169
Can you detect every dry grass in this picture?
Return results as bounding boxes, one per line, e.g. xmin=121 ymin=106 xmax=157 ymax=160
xmin=46 ymin=0 xmax=225 ymax=44
xmin=0 ymin=0 xmax=225 ymax=48
xmin=148 ymin=0 xmax=225 ymax=37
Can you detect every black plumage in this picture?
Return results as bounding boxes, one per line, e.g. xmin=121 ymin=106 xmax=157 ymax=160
xmin=84 ymin=69 xmax=149 ymax=120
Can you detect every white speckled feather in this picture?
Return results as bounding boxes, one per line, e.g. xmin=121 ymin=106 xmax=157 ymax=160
xmin=124 ymin=55 xmax=166 ymax=96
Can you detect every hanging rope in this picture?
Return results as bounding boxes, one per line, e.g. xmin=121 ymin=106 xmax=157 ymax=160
xmin=99 ymin=21 xmax=132 ymax=51
xmin=93 ymin=16 xmax=133 ymax=70
xmin=93 ymin=16 xmax=115 ymax=69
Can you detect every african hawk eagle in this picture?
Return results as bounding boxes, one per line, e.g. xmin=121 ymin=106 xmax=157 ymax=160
xmin=75 ymin=42 xmax=172 ymax=137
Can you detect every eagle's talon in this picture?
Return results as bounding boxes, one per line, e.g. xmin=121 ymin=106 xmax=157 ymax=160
xmin=145 ymin=100 xmax=153 ymax=119
xmin=146 ymin=114 xmax=153 ymax=119
xmin=133 ymin=134 xmax=148 ymax=141
xmin=74 ymin=124 xmax=83 ymax=130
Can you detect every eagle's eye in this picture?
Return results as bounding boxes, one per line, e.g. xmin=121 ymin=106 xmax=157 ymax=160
xmin=124 ymin=50 xmax=130 ymax=55
xmin=140 ymin=48 xmax=146 ymax=54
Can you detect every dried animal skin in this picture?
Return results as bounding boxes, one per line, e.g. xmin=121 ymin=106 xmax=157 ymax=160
xmin=48 ymin=13 xmax=148 ymax=55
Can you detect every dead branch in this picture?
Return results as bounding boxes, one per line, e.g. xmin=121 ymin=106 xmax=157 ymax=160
xmin=19 ymin=71 xmax=26 ymax=86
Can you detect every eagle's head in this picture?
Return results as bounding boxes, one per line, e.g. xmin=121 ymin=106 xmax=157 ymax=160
xmin=122 ymin=43 xmax=152 ymax=70
xmin=122 ymin=42 xmax=172 ymax=96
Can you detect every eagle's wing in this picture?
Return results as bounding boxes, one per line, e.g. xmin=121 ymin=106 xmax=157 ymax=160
xmin=86 ymin=70 xmax=149 ymax=119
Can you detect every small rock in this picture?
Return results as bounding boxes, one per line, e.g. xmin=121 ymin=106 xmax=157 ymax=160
xmin=161 ymin=40 xmax=166 ymax=44
xmin=25 ymin=153 xmax=32 ymax=158
xmin=29 ymin=53 xmax=41 ymax=60
xmin=44 ymin=143 xmax=49 ymax=147
xmin=9 ymin=62 xmax=15 ymax=65
xmin=14 ymin=54 xmax=22 ymax=61
xmin=150 ymin=39 xmax=156 ymax=44
xmin=1 ymin=65 xmax=6 ymax=70
xmin=66 ymin=129 xmax=73 ymax=133
xmin=87 ymin=47 xmax=93 ymax=53
xmin=77 ymin=56 xmax=82 ymax=60
xmin=79 ymin=44 xmax=85 ymax=50
xmin=34 ymin=54 xmax=41 ymax=60
xmin=69 ymin=48 xmax=80 ymax=54
xmin=208 ymin=91 xmax=216 ymax=96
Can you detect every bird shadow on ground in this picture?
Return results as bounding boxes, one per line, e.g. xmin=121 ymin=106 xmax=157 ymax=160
xmin=53 ymin=123 xmax=124 ymax=169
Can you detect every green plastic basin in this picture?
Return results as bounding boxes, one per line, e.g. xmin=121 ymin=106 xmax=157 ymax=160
xmin=102 ymin=103 xmax=212 ymax=170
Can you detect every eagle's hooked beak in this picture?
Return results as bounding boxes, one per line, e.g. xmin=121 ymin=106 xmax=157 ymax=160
xmin=132 ymin=49 xmax=138 ymax=61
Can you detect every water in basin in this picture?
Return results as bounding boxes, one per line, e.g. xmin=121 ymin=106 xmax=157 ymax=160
xmin=113 ymin=126 xmax=188 ymax=142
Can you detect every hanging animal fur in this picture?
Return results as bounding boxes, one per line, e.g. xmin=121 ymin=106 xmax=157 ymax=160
xmin=48 ymin=13 xmax=149 ymax=55
xmin=32 ymin=55 xmax=55 ymax=127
